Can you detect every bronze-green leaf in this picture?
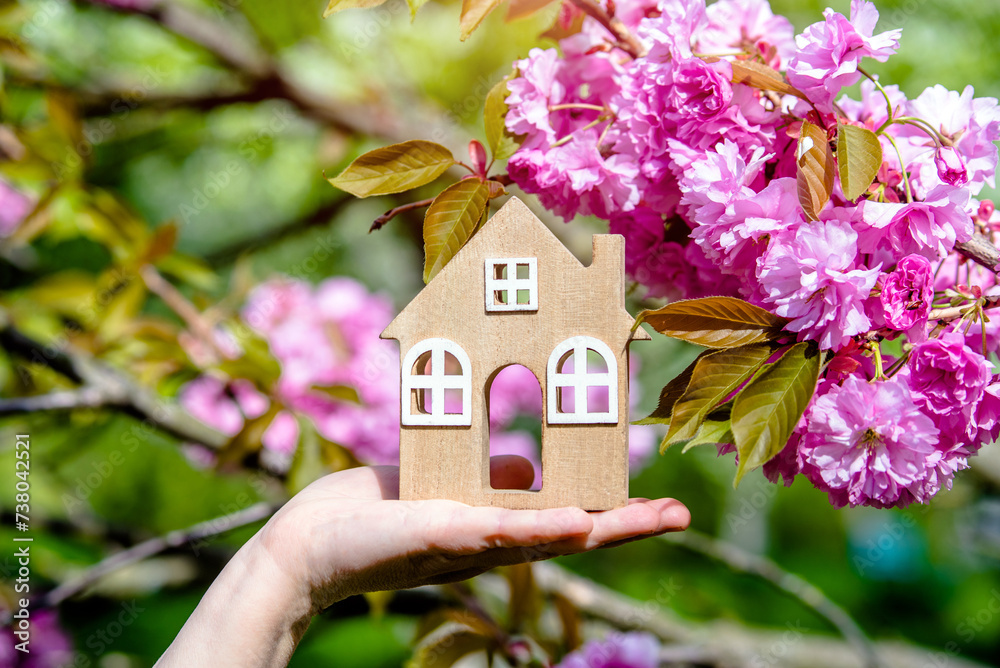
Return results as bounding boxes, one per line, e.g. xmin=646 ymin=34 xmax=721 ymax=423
xmin=459 ymin=0 xmax=505 ymax=40
xmin=729 ymin=60 xmax=807 ymax=100
xmin=797 ymin=120 xmax=835 ymax=221
xmin=731 ymin=342 xmax=821 ymax=487
xmin=664 ymin=344 xmax=773 ymax=447
xmin=423 ymin=179 xmax=491 ymax=283
xmin=837 ymin=123 xmax=883 ymax=201
xmin=484 ymin=75 xmax=520 ymax=161
xmin=323 ymin=0 xmax=390 ymax=18
xmin=327 ymin=140 xmax=455 ymax=198
xmin=634 ymin=297 xmax=789 ymax=349
xmin=633 ymin=353 xmax=705 ymax=426
xmin=682 ymin=419 xmax=735 ymax=453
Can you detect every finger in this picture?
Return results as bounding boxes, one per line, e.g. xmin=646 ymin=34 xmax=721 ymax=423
xmin=588 ymin=498 xmax=690 ymax=548
xmin=543 ymin=498 xmax=690 ymax=553
xmin=419 ymin=503 xmax=594 ymax=555
xmin=489 ymin=455 xmax=536 ymax=491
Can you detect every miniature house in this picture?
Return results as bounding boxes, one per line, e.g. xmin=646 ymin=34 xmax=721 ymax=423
xmin=381 ymin=197 xmax=649 ymax=510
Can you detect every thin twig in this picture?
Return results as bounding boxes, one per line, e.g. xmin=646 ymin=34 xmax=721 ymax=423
xmin=43 ymin=501 xmax=277 ymax=607
xmin=566 ymin=0 xmax=645 ymax=58
xmin=928 ymin=295 xmax=1000 ymax=322
xmin=0 ymin=314 xmax=228 ymax=449
xmin=659 ymin=530 xmax=881 ymax=668
xmin=139 ymin=264 xmax=232 ymax=360
xmin=370 ymin=198 xmax=435 ymax=233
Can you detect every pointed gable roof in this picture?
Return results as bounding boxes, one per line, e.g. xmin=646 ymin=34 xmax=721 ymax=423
xmin=381 ymin=197 xmax=649 ymax=343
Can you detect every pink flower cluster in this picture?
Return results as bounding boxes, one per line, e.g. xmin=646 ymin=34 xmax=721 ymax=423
xmin=180 ymin=277 xmax=401 ymax=468
xmin=505 ymin=0 xmax=1000 ymax=507
xmin=556 ymin=632 xmax=660 ymax=668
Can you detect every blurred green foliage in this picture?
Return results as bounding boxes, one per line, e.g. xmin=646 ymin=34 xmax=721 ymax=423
xmin=1 ymin=0 xmax=999 ymax=666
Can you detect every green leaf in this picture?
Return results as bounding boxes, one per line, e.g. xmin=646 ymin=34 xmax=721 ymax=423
xmin=323 ymin=0 xmax=390 ymax=18
xmin=633 ymin=354 xmax=705 ymax=425
xmin=732 ymin=342 xmax=821 ymax=486
xmin=327 ymin=140 xmax=455 ymax=198
xmin=484 ymin=75 xmax=520 ymax=161
xmin=459 ymin=0 xmax=505 ymax=40
xmin=837 ymin=123 xmax=883 ymax=201
xmin=796 ymin=120 xmax=835 ymax=221
xmin=682 ymin=418 xmax=735 ymax=453
xmin=309 ymin=384 xmax=361 ymax=403
xmin=422 ymin=179 xmax=491 ymax=283
xmin=406 ymin=0 xmax=430 ymax=20
xmin=634 ymin=297 xmax=789 ymax=349
xmin=664 ymin=344 xmax=774 ymax=447
xmin=729 ymin=60 xmax=807 ymax=100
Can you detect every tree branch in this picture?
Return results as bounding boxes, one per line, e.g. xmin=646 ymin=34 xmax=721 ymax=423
xmin=0 ymin=313 xmax=228 ymax=449
xmin=42 ymin=501 xmax=276 ymax=607
xmin=660 ymin=530 xmax=880 ymax=668
xmin=76 ymin=0 xmax=436 ymax=142
xmin=956 ymin=236 xmax=1000 ymax=272
xmin=525 ymin=562 xmax=988 ymax=668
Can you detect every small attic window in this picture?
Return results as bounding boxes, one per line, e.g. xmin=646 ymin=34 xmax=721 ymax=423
xmin=485 ymin=257 xmax=538 ymax=312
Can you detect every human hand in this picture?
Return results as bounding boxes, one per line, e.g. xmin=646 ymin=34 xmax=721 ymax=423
xmin=256 ymin=455 xmax=690 ymax=613
xmin=156 ymin=456 xmax=689 ymax=668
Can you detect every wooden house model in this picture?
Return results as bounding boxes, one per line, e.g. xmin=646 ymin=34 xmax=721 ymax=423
xmin=381 ymin=197 xmax=649 ymax=510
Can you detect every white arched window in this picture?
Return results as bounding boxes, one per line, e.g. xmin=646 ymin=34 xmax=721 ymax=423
xmin=401 ymin=338 xmax=472 ymax=426
xmin=546 ymin=336 xmax=618 ymax=424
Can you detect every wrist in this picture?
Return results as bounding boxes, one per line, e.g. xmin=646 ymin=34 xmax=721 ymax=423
xmin=157 ymin=532 xmax=314 ymax=668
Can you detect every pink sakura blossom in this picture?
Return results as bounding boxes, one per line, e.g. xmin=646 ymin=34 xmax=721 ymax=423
xmin=698 ymin=0 xmax=797 ymax=67
xmin=610 ymin=207 xmax=694 ymax=301
xmin=691 ymin=176 xmax=800 ymax=281
xmin=907 ymin=329 xmax=991 ymax=422
xmin=0 ymin=609 xmax=75 ymax=668
xmin=801 ymin=374 xmax=939 ymax=508
xmin=900 ymin=85 xmax=1000 ymax=196
xmin=637 ymin=0 xmax=707 ymax=60
xmin=759 ymin=215 xmax=879 ymax=350
xmin=675 ymin=139 xmax=770 ymax=221
xmin=180 ymin=278 xmax=401 ymax=467
xmin=786 ymin=0 xmax=900 ymax=112
xmin=0 ymin=179 xmax=33 ymax=236
xmin=857 ymin=184 xmax=972 ymax=263
xmin=876 ymin=254 xmax=934 ymax=334
xmin=507 ymin=140 xmax=640 ymax=221
xmin=557 ymin=632 xmax=660 ymax=668
xmin=935 ymin=146 xmax=969 ymax=187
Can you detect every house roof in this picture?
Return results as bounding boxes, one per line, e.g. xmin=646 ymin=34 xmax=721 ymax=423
xmin=381 ymin=196 xmax=650 ymax=344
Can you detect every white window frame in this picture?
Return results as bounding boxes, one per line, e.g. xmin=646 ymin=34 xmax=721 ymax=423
xmin=401 ymin=338 xmax=472 ymax=426
xmin=485 ymin=257 xmax=538 ymax=312
xmin=546 ymin=336 xmax=618 ymax=424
